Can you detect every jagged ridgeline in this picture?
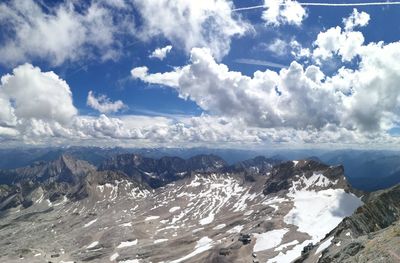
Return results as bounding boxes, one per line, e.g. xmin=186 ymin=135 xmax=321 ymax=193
xmin=0 ymin=154 xmax=391 ymax=262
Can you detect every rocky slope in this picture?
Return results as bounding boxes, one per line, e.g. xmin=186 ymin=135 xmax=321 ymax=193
xmin=0 ymin=156 xmax=364 ymax=263
xmin=98 ymin=154 xmax=227 ymax=188
xmin=298 ymin=183 xmax=400 ymax=263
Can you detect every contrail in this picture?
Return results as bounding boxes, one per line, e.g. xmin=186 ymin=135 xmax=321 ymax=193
xmin=234 ymin=58 xmax=287 ymax=68
xmin=233 ymin=1 xmax=400 ymax=11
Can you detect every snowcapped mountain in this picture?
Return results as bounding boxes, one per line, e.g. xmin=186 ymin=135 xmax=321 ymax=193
xmin=0 ymin=155 xmax=364 ymax=262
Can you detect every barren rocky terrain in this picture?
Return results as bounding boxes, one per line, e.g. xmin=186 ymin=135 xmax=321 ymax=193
xmin=0 ymin=155 xmax=364 ymax=263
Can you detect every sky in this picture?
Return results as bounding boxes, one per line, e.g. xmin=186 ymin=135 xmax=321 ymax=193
xmin=1 ymin=0 xmax=400 ymax=149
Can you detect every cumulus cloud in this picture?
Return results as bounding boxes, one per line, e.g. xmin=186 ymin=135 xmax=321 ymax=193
xmin=335 ymin=41 xmax=400 ymax=131
xmin=343 ymin=8 xmax=370 ymax=31
xmin=87 ymin=91 xmax=126 ymax=114
xmin=313 ymin=10 xmax=370 ymax=62
xmin=313 ymin=26 xmax=365 ymax=62
xmin=1 ymin=62 xmax=400 ymax=148
xmin=149 ymin=45 xmax=173 ymax=60
xmin=0 ymin=0 xmax=135 ymax=66
xmin=259 ymin=38 xmax=310 ymax=59
xmin=0 ymin=64 xmax=264 ymax=147
xmin=132 ymin=47 xmax=340 ymax=130
xmin=133 ymin=0 xmax=251 ymax=60
xmin=131 ymin=66 xmax=181 ymax=87
xmin=290 ymin=40 xmax=311 ymax=59
xmin=0 ymin=64 xmax=77 ymax=124
xmin=132 ymin=36 xmax=400 ymax=135
xmin=265 ymin=38 xmax=289 ymax=56
xmin=262 ymin=0 xmax=307 ymax=26
xmin=0 ymin=64 xmax=135 ymax=143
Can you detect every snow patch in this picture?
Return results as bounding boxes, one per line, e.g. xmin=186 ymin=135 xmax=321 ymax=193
xmin=244 ymin=210 xmax=253 ymax=216
xmin=154 ymin=239 xmax=168 ymax=244
xmin=169 ymin=237 xmax=213 ymax=263
xmin=199 ymin=214 xmax=214 ymax=225
xmin=118 ymin=260 xmax=140 ymax=263
xmin=316 ymin=237 xmax=334 ymax=254
xmin=84 ymin=219 xmax=98 ymax=228
xmin=227 ymin=225 xmax=244 ymax=234
xmin=35 ymin=193 xmax=44 ymax=204
xmin=253 ymin=228 xmax=288 ymax=252
xmin=169 ymin=206 xmax=181 ymax=213
xmin=117 ymin=240 xmax=138 ymax=248
xmin=145 ymin=216 xmax=160 ymax=221
xmin=86 ymin=241 xmax=99 ymax=249
xmin=267 ymin=241 xmax=309 ymax=263
xmin=110 ymin=252 xmax=119 ymax=261
xmin=274 ymin=240 xmax=299 ymax=251
xmin=213 ymin=224 xmax=226 ymax=230
xmin=192 ymin=228 xmax=204 ymax=233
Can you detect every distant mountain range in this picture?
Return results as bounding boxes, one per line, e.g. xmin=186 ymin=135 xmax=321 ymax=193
xmin=1 ymin=147 xmax=400 ymax=191
xmin=0 ymin=153 xmax=280 ymax=212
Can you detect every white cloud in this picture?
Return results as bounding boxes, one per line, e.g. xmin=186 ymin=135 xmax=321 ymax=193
xmin=262 ymin=0 xmax=307 ymax=26
xmin=343 ymin=8 xmax=370 ymax=31
xmin=132 ymin=47 xmax=340 ymax=130
xmin=87 ymin=91 xmax=126 ymax=114
xmin=132 ymin=36 xmax=400 ymax=136
xmin=0 ymin=64 xmax=265 ymax=147
xmin=290 ymin=40 xmax=311 ymax=59
xmin=149 ymin=45 xmax=173 ymax=60
xmin=133 ymin=0 xmax=251 ymax=60
xmin=0 ymin=64 xmax=77 ymax=124
xmin=131 ymin=66 xmax=181 ymax=87
xmin=0 ymin=0 xmax=135 ymax=66
xmin=312 ymin=9 xmax=370 ymax=62
xmin=2 ymin=7 xmax=400 ymax=148
xmin=266 ymin=39 xmax=289 ymax=56
xmin=335 ymin=41 xmax=400 ymax=131
xmin=313 ymin=26 xmax=364 ymax=62
xmin=260 ymin=38 xmax=311 ymax=59
xmin=0 ymin=94 xmax=16 ymax=127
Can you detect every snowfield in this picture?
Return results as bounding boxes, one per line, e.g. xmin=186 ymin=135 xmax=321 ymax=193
xmin=284 ymin=188 xmax=362 ymax=241
xmin=253 ymin=229 xmax=289 ymax=252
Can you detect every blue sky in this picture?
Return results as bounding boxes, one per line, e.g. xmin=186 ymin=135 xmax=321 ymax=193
xmin=1 ymin=0 xmax=400 ymax=148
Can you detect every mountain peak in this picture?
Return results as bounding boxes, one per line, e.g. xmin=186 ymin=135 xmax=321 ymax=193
xmin=263 ymin=160 xmax=349 ymax=195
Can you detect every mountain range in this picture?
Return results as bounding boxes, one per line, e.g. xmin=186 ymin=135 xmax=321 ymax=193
xmin=0 ymin=152 xmax=398 ymax=262
xmin=1 ymin=147 xmax=400 ymax=191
